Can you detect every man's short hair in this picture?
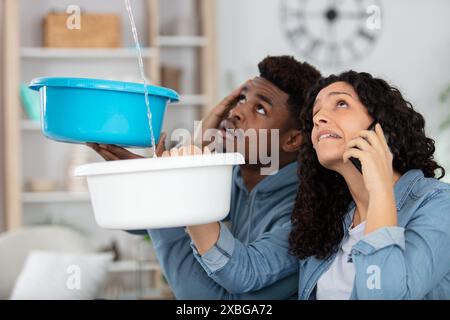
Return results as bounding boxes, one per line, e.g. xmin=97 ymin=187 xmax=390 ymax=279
xmin=258 ymin=56 xmax=321 ymax=126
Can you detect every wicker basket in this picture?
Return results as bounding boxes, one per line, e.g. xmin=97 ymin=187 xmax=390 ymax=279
xmin=44 ymin=13 xmax=121 ymax=48
xmin=161 ymin=65 xmax=183 ymax=93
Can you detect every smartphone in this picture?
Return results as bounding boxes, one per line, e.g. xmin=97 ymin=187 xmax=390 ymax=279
xmin=349 ymin=121 xmax=377 ymax=173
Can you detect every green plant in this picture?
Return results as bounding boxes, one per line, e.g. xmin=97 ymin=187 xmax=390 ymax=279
xmin=439 ymin=84 xmax=450 ymax=131
xmin=143 ymin=234 xmax=151 ymax=243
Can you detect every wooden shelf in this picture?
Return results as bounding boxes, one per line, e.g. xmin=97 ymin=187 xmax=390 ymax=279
xmin=22 ymin=191 xmax=90 ymax=203
xmin=106 ymin=288 xmax=170 ymax=300
xmin=21 ymin=47 xmax=158 ymax=59
xmin=21 ymin=120 xmax=40 ymax=131
xmin=2 ymin=0 xmax=218 ymax=232
xmin=108 ymin=260 xmax=160 ymax=273
xmin=178 ymin=94 xmax=210 ymax=106
xmin=156 ymin=36 xmax=207 ymax=47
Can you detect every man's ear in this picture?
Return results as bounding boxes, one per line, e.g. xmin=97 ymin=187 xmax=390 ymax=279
xmin=281 ymin=129 xmax=302 ymax=153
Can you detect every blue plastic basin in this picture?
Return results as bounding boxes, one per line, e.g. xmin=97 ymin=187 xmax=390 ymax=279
xmin=29 ymin=77 xmax=179 ymax=147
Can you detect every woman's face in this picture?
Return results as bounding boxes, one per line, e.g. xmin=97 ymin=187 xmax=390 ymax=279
xmin=311 ymin=81 xmax=373 ymax=170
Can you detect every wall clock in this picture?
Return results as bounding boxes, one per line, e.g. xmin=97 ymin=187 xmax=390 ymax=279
xmin=281 ymin=0 xmax=382 ymax=67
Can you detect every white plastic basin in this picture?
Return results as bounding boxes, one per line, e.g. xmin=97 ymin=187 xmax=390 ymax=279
xmin=74 ymin=153 xmax=245 ymax=230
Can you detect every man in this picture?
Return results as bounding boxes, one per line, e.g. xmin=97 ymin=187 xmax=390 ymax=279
xmin=89 ymin=56 xmax=321 ymax=299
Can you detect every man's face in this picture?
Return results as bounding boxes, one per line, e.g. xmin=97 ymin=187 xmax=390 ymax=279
xmin=217 ymin=77 xmax=294 ymax=163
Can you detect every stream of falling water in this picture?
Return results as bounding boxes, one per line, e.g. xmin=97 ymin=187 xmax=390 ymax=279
xmin=124 ymin=0 xmax=157 ymax=157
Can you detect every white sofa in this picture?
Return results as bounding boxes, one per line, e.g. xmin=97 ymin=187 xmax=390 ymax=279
xmin=0 ymin=225 xmax=95 ymax=299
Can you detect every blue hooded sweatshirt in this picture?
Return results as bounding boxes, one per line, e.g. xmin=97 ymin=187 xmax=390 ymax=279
xmin=147 ymin=161 xmax=299 ymax=299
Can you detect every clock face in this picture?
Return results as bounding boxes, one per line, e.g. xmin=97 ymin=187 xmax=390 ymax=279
xmin=281 ymin=0 xmax=382 ymax=67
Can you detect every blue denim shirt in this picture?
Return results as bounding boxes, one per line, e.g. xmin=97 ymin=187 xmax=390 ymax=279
xmin=148 ymin=161 xmax=299 ymax=299
xmin=299 ymin=169 xmax=450 ymax=300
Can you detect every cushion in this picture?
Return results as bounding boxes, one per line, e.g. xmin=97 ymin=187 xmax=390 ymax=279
xmin=10 ymin=250 xmax=113 ymax=300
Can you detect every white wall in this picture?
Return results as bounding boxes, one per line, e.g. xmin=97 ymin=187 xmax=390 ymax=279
xmin=217 ymin=0 xmax=450 ymax=177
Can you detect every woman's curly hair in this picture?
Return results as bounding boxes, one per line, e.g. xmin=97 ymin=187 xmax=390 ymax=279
xmin=289 ymin=71 xmax=446 ymax=260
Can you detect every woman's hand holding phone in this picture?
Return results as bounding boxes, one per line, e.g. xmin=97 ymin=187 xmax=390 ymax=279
xmin=343 ymin=123 xmax=398 ymax=234
xmin=343 ymin=123 xmax=394 ymax=194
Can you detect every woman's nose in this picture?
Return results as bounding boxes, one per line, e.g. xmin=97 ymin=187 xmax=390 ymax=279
xmin=313 ymin=112 xmax=329 ymax=126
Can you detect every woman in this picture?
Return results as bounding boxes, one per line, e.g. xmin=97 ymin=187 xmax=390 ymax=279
xmin=290 ymin=71 xmax=450 ymax=299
